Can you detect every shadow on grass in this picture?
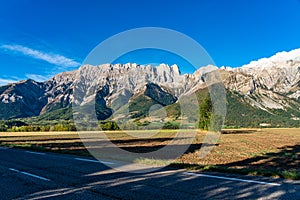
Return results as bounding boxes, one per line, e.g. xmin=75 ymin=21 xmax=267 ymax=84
xmin=172 ymin=144 xmax=300 ymax=180
xmin=2 ymin=136 xmax=209 ymax=154
xmin=221 ymin=129 xmax=258 ymax=134
xmin=1 ymin=137 xmax=298 ymax=179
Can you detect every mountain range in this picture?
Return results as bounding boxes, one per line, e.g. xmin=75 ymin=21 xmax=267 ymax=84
xmin=1 ymin=49 xmax=300 ymax=128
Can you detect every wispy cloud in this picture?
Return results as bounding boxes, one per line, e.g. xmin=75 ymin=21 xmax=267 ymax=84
xmin=26 ymin=74 xmax=50 ymax=82
xmin=0 ymin=78 xmax=17 ymax=85
xmin=0 ymin=74 xmax=50 ymax=86
xmin=1 ymin=44 xmax=81 ymax=68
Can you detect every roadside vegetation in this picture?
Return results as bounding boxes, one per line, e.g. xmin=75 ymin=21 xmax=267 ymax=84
xmin=0 ymin=120 xmax=76 ymax=132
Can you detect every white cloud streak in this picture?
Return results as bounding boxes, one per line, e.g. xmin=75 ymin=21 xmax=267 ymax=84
xmin=0 ymin=74 xmax=49 ymax=86
xmin=0 ymin=78 xmax=17 ymax=86
xmin=1 ymin=44 xmax=81 ymax=68
xmin=25 ymin=74 xmax=50 ymax=82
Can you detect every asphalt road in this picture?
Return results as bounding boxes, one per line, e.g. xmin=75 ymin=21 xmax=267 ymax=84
xmin=0 ymin=147 xmax=299 ymax=200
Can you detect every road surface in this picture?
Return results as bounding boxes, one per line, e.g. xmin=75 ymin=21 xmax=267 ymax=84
xmin=0 ymin=147 xmax=299 ymax=199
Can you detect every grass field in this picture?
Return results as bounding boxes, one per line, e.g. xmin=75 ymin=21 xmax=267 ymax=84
xmin=0 ymin=128 xmax=299 ymax=179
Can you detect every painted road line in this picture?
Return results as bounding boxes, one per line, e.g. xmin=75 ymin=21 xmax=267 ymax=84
xmin=183 ymin=172 xmax=281 ymax=186
xmin=74 ymin=158 xmax=114 ymax=165
xmin=9 ymin=168 xmax=51 ymax=181
xmin=25 ymin=151 xmax=46 ymax=155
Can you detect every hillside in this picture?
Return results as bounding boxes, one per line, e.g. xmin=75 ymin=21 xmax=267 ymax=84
xmin=0 ymin=49 xmax=299 ymax=128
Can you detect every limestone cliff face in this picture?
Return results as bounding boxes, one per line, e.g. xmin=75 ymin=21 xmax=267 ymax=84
xmin=0 ymin=48 xmax=299 ymax=120
xmin=223 ymin=49 xmax=300 ymax=111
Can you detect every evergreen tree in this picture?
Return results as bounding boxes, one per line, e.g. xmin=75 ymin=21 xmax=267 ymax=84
xmin=198 ymin=96 xmax=212 ymax=130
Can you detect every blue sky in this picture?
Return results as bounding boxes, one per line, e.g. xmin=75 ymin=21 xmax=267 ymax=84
xmin=0 ymin=0 xmax=300 ymax=84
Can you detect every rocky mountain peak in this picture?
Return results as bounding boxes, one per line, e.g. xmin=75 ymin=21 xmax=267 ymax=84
xmin=221 ymin=49 xmax=300 ymax=100
xmin=0 ymin=49 xmax=299 ymax=123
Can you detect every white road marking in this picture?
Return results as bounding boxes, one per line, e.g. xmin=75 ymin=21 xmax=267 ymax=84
xmin=0 ymin=146 xmax=8 ymax=150
xmin=183 ymin=172 xmax=281 ymax=186
xmin=9 ymin=168 xmax=50 ymax=181
xmin=25 ymin=151 xmax=46 ymax=155
xmin=74 ymin=158 xmax=114 ymax=165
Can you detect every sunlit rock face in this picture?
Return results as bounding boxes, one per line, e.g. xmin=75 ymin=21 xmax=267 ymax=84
xmin=0 ymin=48 xmax=299 ymax=120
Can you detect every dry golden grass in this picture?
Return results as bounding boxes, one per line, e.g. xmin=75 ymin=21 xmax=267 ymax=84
xmin=0 ymin=131 xmax=77 ymax=137
xmin=180 ymin=128 xmax=299 ymax=165
xmin=1 ymin=128 xmax=299 ymax=179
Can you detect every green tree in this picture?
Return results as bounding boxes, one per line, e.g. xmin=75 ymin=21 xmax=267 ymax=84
xmin=198 ymin=96 xmax=212 ymax=130
xmin=100 ymin=121 xmax=120 ymax=130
